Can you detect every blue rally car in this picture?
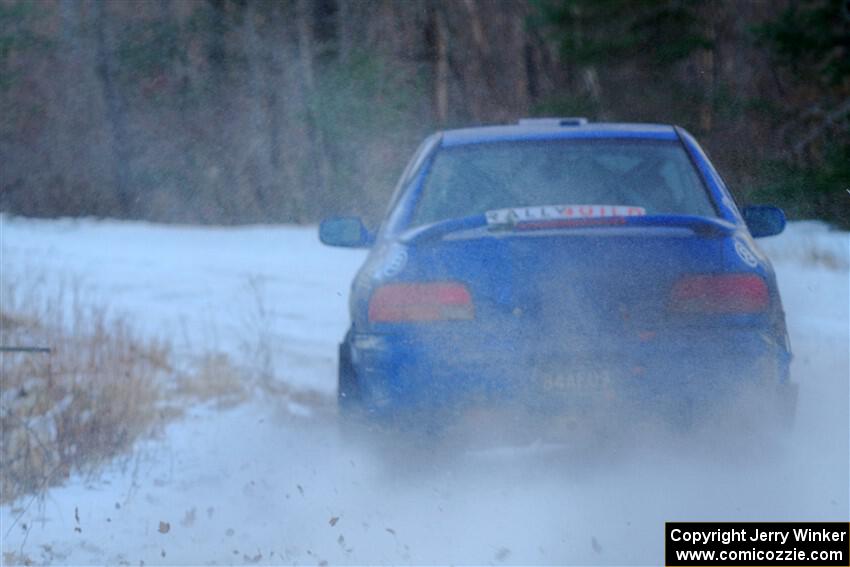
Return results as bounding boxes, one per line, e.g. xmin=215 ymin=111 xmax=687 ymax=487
xmin=320 ymin=118 xmax=797 ymax=430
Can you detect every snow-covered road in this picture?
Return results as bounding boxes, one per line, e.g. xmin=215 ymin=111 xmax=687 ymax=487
xmin=1 ymin=217 xmax=847 ymax=565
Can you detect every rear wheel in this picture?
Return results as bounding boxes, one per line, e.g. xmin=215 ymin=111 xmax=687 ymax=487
xmin=702 ymin=354 xmax=797 ymax=442
xmin=755 ymin=353 xmax=797 ymax=432
xmin=337 ymin=339 xmax=375 ymax=447
xmin=769 ymin=381 xmax=798 ymax=432
xmin=337 ymin=338 xmax=362 ymax=416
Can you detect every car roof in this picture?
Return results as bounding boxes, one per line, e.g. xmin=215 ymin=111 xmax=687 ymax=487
xmin=440 ymin=120 xmax=679 ymax=147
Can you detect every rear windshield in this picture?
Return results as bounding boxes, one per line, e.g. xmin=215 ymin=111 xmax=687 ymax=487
xmin=411 ymin=139 xmax=717 ymax=227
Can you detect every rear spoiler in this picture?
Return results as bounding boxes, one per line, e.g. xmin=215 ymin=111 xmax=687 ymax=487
xmin=402 ymin=214 xmax=737 ymax=245
xmin=401 ymin=215 xmax=488 ymax=245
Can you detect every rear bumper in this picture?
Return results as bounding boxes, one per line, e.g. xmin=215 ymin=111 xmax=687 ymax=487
xmin=348 ymin=327 xmax=792 ymax=418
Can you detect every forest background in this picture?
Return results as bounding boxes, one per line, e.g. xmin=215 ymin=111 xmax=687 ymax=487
xmin=1 ymin=0 xmax=848 ymax=228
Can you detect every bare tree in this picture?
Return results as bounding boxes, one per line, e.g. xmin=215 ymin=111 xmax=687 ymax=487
xmin=297 ymin=0 xmax=333 ymax=212
xmin=430 ymin=3 xmax=450 ymax=124
xmin=93 ymin=0 xmax=133 ymax=215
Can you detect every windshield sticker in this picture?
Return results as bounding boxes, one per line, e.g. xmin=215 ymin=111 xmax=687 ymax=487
xmin=485 ymin=205 xmax=646 ymax=226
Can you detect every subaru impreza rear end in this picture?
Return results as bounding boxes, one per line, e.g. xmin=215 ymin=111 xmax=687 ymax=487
xmin=323 ymin=120 xmax=796 ymax=432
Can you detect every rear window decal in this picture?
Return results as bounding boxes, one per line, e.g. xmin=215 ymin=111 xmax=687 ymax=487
xmin=485 ymin=205 xmax=646 ymax=226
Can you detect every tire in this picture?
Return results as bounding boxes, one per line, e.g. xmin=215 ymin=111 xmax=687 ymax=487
xmin=337 ymin=339 xmax=361 ymax=414
xmin=337 ymin=338 xmax=377 ymax=446
xmin=713 ymin=355 xmax=797 ymax=439
xmin=771 ymin=381 xmax=798 ymax=432
xmin=755 ymin=353 xmax=797 ymax=432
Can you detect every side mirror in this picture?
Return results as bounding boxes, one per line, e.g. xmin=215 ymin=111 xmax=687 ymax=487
xmin=319 ymin=217 xmax=374 ymax=248
xmin=742 ymin=205 xmax=786 ymax=238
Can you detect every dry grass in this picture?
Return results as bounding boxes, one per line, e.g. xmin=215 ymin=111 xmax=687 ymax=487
xmin=174 ymin=353 xmax=249 ymax=409
xmin=0 ymin=280 xmax=170 ymax=504
xmin=803 ymin=248 xmax=848 ymax=271
xmin=0 ymin=274 xmax=273 ymax=506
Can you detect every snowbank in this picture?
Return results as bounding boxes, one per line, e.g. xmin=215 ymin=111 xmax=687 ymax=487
xmin=758 ymin=220 xmax=849 ymax=270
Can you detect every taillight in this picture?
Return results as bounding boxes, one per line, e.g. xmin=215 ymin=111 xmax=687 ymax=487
xmin=368 ymin=282 xmax=474 ymax=322
xmin=669 ymin=274 xmax=769 ymax=314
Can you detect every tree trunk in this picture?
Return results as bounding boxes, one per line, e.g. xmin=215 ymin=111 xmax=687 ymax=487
xmin=56 ymin=0 xmax=81 ymax=180
xmin=338 ymin=0 xmax=352 ymax=65
xmin=460 ymin=0 xmax=487 ymax=121
xmin=432 ymin=4 xmax=449 ymax=124
xmin=241 ymin=1 xmax=274 ymax=212
xmin=297 ymin=0 xmax=333 ymax=214
xmin=511 ymin=7 xmax=530 ymax=116
xmin=93 ymin=0 xmax=133 ymax=215
xmin=699 ymin=12 xmax=717 ymax=133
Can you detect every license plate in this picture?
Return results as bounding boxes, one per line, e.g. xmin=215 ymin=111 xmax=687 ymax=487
xmin=541 ymin=369 xmax=614 ymax=396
